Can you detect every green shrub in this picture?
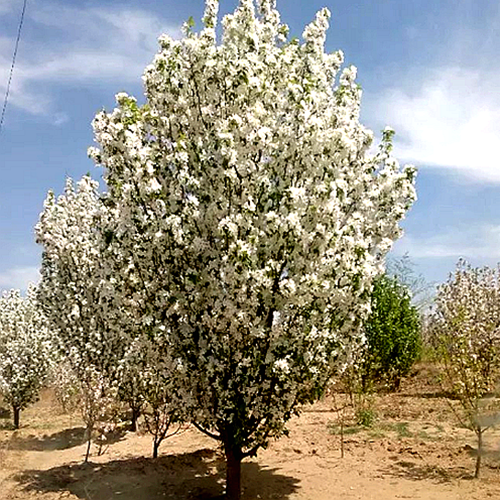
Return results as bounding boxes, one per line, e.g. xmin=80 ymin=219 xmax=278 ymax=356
xmin=361 ymin=275 xmax=421 ymax=391
xmin=356 ymin=407 xmax=377 ymax=428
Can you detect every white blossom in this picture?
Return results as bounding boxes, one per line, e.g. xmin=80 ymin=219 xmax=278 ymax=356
xmin=0 ymin=286 xmax=51 ymax=428
xmin=432 ymin=259 xmax=500 ymax=477
xmin=35 ymin=177 xmax=123 ymax=460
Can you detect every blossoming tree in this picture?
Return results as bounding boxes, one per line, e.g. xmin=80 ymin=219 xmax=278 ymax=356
xmin=35 ymin=177 xmax=124 ymax=461
xmin=432 ymin=260 xmax=500 ymax=478
xmin=0 ymin=287 xmax=51 ymax=429
xmin=88 ymin=0 xmax=416 ymax=496
xmin=36 ymin=176 xmax=183 ymax=459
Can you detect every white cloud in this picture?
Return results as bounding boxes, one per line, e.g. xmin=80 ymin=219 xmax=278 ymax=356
xmin=0 ymin=266 xmax=40 ymax=291
xmin=373 ymin=67 xmax=500 ymax=183
xmin=0 ymin=2 xmax=180 ymax=118
xmin=394 ymin=224 xmax=500 ymax=260
xmin=0 ymin=0 xmax=16 ymax=15
xmin=368 ymin=3 xmax=500 ymax=185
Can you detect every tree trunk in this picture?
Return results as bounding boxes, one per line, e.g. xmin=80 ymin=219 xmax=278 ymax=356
xmin=131 ymin=408 xmax=139 ymax=432
xmin=84 ymin=437 xmax=91 ymax=462
xmin=393 ymin=377 xmax=401 ymax=392
xmin=340 ymin=418 xmax=345 ymax=459
xmin=475 ymin=428 xmax=483 ymax=478
xmin=13 ymin=406 xmax=20 ymax=429
xmin=224 ymin=442 xmax=242 ymax=500
xmin=153 ymin=439 xmax=159 ymax=459
xmin=84 ymin=424 xmax=92 ymax=463
xmin=361 ymin=373 xmax=368 ymax=394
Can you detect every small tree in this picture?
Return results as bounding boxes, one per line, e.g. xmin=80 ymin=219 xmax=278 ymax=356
xmin=141 ymin=365 xmax=183 ymax=459
xmin=361 ymin=274 xmax=421 ymax=391
xmin=116 ymin=366 xmax=144 ymax=433
xmin=120 ymin=335 xmax=183 ymax=457
xmin=432 ymin=260 xmax=500 ymax=478
xmin=0 ymin=287 xmax=51 ymax=429
xmin=89 ymin=1 xmax=416 ymax=497
xmin=35 ymin=177 xmax=123 ymax=461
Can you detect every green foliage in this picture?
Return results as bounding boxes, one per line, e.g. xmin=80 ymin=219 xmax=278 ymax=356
xmin=392 ymin=421 xmax=412 ymax=438
xmin=362 ymin=275 xmax=421 ymax=391
xmin=356 ymin=407 xmax=377 ymax=428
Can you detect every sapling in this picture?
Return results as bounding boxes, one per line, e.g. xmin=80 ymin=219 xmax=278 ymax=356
xmin=432 ymin=260 xmax=500 ymax=477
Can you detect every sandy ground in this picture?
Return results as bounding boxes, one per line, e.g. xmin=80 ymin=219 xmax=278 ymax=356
xmin=1 ymin=366 xmax=500 ymax=500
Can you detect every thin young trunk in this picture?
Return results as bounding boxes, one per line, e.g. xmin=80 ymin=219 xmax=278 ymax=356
xmin=475 ymin=427 xmax=483 ymax=478
xmin=153 ymin=438 xmax=160 ymax=459
xmin=97 ymin=435 xmax=104 ymax=456
xmin=340 ymin=418 xmax=344 ymax=459
xmin=12 ymin=406 xmax=20 ymax=429
xmin=225 ymin=441 xmax=242 ymax=500
xmin=393 ymin=377 xmax=401 ymax=392
xmin=85 ymin=437 xmax=92 ymax=463
xmin=361 ymin=374 xmax=368 ymax=395
xmin=84 ymin=423 xmax=92 ymax=463
xmin=131 ymin=408 xmax=139 ymax=432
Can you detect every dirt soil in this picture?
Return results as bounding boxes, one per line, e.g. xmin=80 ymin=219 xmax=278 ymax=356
xmin=1 ymin=364 xmax=500 ymax=499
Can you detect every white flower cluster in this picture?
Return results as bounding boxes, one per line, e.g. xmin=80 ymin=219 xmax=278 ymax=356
xmin=35 ymin=177 xmax=125 ymax=380
xmin=84 ymin=0 xmax=416 ymax=463
xmin=0 ymin=287 xmax=51 ymax=427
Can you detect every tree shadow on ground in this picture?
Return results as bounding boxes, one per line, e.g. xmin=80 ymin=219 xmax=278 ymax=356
xmin=9 ymin=426 xmax=127 ymax=452
xmin=382 ymin=459 xmax=473 ymax=484
xmin=398 ymin=390 xmax=459 ymax=400
xmin=302 ymin=409 xmax=335 ymax=413
xmin=15 ymin=448 xmax=300 ymax=499
xmin=9 ymin=427 xmax=87 ymax=451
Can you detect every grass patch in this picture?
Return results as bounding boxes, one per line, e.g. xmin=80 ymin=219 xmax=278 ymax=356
xmin=378 ymin=421 xmax=413 ymax=438
xmin=328 ymin=423 xmax=364 ymax=435
xmin=416 ymin=430 xmax=439 ymax=441
xmin=356 ymin=408 xmax=377 ymax=428
xmin=328 ymin=419 xmax=445 ymax=442
xmin=394 ymin=422 xmax=413 ymax=438
xmin=367 ymin=428 xmax=386 ymax=439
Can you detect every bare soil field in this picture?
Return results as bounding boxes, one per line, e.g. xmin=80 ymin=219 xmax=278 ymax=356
xmin=1 ymin=364 xmax=500 ymax=500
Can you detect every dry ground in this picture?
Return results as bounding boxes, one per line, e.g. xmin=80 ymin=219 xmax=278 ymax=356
xmin=1 ymin=364 xmax=500 ymax=499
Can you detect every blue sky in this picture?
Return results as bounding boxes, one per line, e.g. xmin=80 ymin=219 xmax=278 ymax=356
xmin=0 ymin=0 xmax=499 ymax=290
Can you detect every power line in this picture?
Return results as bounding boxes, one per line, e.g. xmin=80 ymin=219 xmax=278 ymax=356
xmin=0 ymin=0 xmax=28 ymax=137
